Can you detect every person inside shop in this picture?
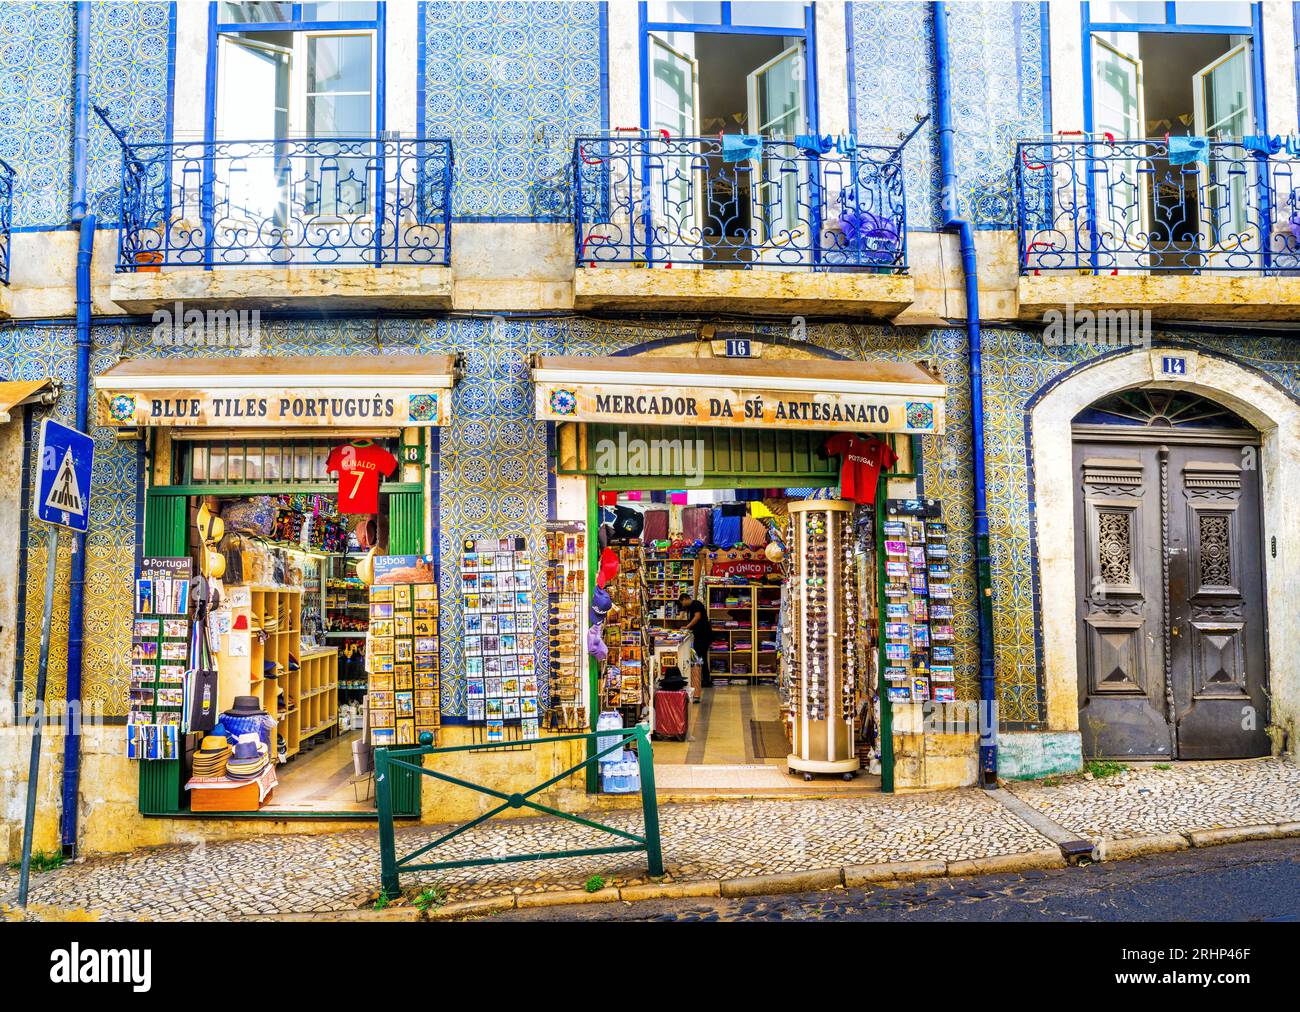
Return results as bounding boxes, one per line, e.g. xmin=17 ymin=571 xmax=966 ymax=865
xmin=677 ymin=591 xmax=713 ymax=690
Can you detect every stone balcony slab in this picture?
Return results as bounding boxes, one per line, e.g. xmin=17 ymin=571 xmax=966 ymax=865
xmin=1018 ymin=273 xmax=1300 ymax=322
xmin=573 ymin=266 xmax=915 ymax=318
xmin=109 ymin=266 xmax=453 ymax=313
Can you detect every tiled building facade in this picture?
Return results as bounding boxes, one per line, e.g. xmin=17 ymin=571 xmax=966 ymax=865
xmin=3 ymin=2 xmax=1299 ymax=857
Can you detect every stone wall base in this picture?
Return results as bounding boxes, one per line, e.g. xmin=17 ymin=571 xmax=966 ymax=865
xmin=997 ymin=731 xmax=1083 ymax=780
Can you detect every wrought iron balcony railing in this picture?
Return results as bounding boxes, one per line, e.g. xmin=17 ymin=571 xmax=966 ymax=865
xmin=0 ymin=157 xmax=14 ymax=285
xmin=1017 ymin=137 xmax=1300 ymax=275
xmin=113 ymin=136 xmax=453 ymax=271
xmin=572 ymin=134 xmax=908 ymax=272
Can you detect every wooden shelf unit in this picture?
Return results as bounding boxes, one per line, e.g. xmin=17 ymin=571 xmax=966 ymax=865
xmin=641 ymin=551 xmax=699 ymax=627
xmin=216 ymin=586 xmax=338 ymax=762
xmin=705 ymin=579 xmax=782 ymax=681
xmin=294 ymin=647 xmax=340 ymax=747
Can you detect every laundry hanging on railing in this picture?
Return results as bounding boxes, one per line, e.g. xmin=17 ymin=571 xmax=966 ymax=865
xmin=1168 ymin=135 xmax=1209 ymax=165
xmin=1243 ymin=134 xmax=1284 ymax=156
xmin=721 ymin=133 xmax=762 ymax=162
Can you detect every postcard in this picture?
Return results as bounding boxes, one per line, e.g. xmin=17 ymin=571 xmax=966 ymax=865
xmin=134 ymin=619 xmax=160 ymax=639
xmin=369 ymin=586 xmax=393 ymax=603
xmin=370 ymin=601 xmax=394 ymax=620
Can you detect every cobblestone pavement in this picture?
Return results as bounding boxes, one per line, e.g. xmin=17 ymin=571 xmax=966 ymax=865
xmin=2 ymin=759 xmax=1297 ymax=921
xmin=1006 ymin=758 xmax=1300 ymax=842
xmin=490 ymin=838 xmax=1300 ymax=922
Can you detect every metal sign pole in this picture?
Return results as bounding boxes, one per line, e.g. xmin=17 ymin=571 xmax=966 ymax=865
xmin=18 ymin=524 xmax=60 ymax=908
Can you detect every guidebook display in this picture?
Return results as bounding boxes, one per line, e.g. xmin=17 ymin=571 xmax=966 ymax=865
xmin=880 ymin=502 xmax=953 ymax=705
xmin=127 ymin=557 xmax=193 ymax=760
xmin=544 ymin=522 xmax=586 ymax=732
xmin=367 ymin=575 xmax=441 ymax=748
xmin=461 ymin=537 xmax=539 ymax=743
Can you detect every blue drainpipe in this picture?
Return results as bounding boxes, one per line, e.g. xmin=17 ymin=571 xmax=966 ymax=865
xmin=932 ymin=2 xmax=997 ymax=788
xmin=62 ymin=2 xmax=95 ymax=853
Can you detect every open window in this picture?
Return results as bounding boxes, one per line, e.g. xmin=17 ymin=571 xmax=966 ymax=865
xmin=1085 ymin=0 xmax=1259 ymax=272
xmin=639 ymin=2 xmax=814 ymax=268
xmin=211 ymin=3 xmax=381 ymax=261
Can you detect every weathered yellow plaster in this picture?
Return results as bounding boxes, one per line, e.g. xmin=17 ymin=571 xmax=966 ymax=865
xmin=109 ymin=265 xmax=453 ymax=313
xmin=573 ymin=266 xmax=915 ymax=317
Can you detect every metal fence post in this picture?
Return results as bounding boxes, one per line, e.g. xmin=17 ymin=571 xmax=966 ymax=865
xmin=375 ymin=747 xmax=400 ymax=897
xmin=633 ymin=725 xmax=664 ymax=877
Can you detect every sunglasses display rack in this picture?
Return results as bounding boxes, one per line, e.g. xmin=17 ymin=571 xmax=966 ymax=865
xmin=880 ymin=504 xmax=953 ymax=706
xmin=128 ymin=556 xmax=193 ymax=760
xmin=366 ymin=579 xmax=440 ymax=747
xmin=461 ymin=537 xmax=539 ymax=743
xmin=785 ymin=500 xmax=861 ymax=781
xmin=544 ymin=522 xmax=587 ymax=732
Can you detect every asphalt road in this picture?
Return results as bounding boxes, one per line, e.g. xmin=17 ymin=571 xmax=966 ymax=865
xmin=485 ymin=837 xmax=1300 ymax=922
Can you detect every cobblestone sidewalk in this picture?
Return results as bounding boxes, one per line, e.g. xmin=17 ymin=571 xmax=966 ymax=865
xmin=3 ymin=758 xmax=1297 ymax=921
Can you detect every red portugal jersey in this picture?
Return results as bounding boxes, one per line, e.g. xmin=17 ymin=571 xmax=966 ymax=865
xmin=824 ymin=434 xmax=897 ymax=505
xmin=326 ymin=442 xmax=398 ymax=515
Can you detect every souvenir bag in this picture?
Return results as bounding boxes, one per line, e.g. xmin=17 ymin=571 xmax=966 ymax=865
xmin=219 ymin=533 xmax=245 ymax=584
xmin=186 ymin=590 xmax=220 ymax=733
xmin=221 ymin=495 xmax=277 ymax=536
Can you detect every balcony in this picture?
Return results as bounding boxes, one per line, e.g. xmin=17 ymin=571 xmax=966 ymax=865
xmin=1015 ymin=137 xmax=1300 ymax=321
xmin=107 ymin=136 xmax=453 ymax=312
xmin=570 ymin=134 xmax=914 ymax=317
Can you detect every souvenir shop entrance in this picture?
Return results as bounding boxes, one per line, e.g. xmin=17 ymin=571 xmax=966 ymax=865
xmin=534 ymin=352 xmax=950 ymax=796
xmin=96 ymin=354 xmax=455 ymax=820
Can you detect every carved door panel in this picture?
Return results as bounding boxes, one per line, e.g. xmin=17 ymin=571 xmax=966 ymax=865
xmin=1167 ymin=447 xmax=1270 ymax=758
xmin=1074 ymin=445 xmax=1173 ymax=758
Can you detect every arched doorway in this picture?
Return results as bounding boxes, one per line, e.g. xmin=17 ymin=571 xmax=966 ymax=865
xmin=1071 ymin=388 xmax=1270 ymax=759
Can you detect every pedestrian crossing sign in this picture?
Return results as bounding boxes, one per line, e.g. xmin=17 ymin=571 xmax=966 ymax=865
xmin=36 ymin=419 xmax=94 ymax=532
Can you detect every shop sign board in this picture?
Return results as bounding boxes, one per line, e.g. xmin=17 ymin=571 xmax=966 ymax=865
xmin=373 ymin=554 xmax=437 ymax=585
xmin=97 ymin=387 xmax=451 ymax=428
xmin=36 ymin=419 xmax=94 ymax=533
xmin=709 ymin=557 xmax=781 ymax=579
xmin=536 ymin=381 xmax=943 ymax=434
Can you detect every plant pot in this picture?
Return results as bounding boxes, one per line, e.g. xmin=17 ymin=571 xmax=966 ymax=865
xmin=134 ymin=250 xmax=163 ymax=272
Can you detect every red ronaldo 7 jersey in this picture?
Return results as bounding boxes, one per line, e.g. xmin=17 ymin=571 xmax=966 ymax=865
xmin=326 ymin=442 xmax=398 ymax=515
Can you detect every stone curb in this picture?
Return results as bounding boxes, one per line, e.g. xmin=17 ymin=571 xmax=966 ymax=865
xmin=1095 ymin=833 xmax=1190 ymax=862
xmin=1185 ymin=824 xmax=1282 ymax=848
xmin=515 ymin=886 xmax=621 ymax=909
xmin=426 ymin=895 xmax=518 ymax=920
xmin=946 ymin=847 xmax=1067 ymax=877
xmin=619 ymin=879 xmax=721 ymax=902
xmin=719 ymin=867 xmax=843 ymax=898
xmin=843 ymin=859 xmax=947 ymax=886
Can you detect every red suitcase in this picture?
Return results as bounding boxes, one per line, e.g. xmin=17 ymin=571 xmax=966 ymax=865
xmin=653 ymin=690 xmax=690 ymax=740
